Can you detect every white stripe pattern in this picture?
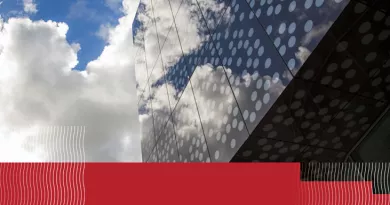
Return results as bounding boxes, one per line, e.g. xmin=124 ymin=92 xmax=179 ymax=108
xmin=0 ymin=126 xmax=86 ymax=205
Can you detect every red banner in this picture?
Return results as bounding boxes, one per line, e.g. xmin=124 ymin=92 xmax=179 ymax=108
xmin=0 ymin=163 xmax=388 ymax=205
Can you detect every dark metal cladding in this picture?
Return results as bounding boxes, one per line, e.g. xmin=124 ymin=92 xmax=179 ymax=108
xmin=134 ymin=0 xmax=390 ymax=193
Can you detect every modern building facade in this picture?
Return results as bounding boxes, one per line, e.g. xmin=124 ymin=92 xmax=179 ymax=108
xmin=133 ymin=0 xmax=390 ymax=169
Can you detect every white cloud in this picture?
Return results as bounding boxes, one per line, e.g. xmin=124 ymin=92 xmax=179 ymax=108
xmin=23 ymin=0 xmax=38 ymax=14
xmin=0 ymin=126 xmax=45 ymax=162
xmin=295 ymin=46 xmax=312 ymax=66
xmin=301 ymin=21 xmax=333 ymax=46
xmin=96 ymin=24 xmax=112 ymax=41
xmin=105 ymin=0 xmax=123 ymax=11
xmin=0 ymin=0 xmax=142 ymax=162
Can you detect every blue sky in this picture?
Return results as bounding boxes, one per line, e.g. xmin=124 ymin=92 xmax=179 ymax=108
xmin=0 ymin=0 xmax=122 ymax=70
